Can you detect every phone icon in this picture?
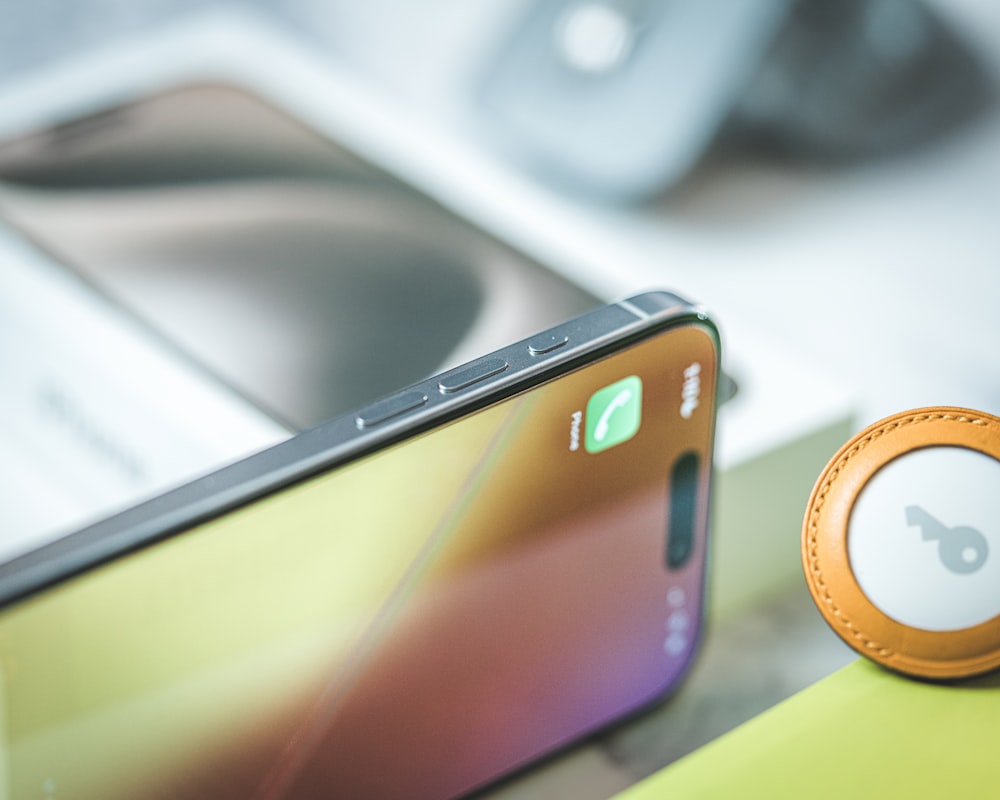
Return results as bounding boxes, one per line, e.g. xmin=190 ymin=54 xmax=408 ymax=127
xmin=585 ymin=376 xmax=642 ymax=453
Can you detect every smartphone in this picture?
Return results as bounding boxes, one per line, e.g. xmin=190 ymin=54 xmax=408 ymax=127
xmin=0 ymin=290 xmax=719 ymax=800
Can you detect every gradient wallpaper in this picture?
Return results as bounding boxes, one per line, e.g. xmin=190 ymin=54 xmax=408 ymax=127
xmin=0 ymin=323 xmax=717 ymax=800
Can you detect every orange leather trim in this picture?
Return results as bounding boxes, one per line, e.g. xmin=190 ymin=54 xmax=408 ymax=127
xmin=802 ymin=407 xmax=1000 ymax=680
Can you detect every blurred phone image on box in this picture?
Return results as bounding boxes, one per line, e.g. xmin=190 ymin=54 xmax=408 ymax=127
xmin=0 ymin=83 xmax=598 ymax=557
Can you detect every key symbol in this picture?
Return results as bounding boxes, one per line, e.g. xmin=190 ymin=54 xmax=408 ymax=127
xmin=906 ymin=505 xmax=989 ymax=575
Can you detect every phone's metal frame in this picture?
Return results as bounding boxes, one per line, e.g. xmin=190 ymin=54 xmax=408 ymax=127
xmin=0 ymin=290 xmax=720 ymax=608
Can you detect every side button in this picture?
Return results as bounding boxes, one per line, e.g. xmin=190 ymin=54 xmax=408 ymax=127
xmin=356 ymin=390 xmax=428 ymax=429
xmin=527 ymin=333 xmax=569 ymax=356
xmin=438 ymin=357 xmax=509 ymax=394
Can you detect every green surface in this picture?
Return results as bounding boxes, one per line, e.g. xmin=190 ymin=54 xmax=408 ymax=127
xmin=615 ymin=659 xmax=1000 ymax=799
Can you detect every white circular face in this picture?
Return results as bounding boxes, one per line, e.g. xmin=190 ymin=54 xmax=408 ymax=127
xmin=848 ymin=446 xmax=1000 ymax=631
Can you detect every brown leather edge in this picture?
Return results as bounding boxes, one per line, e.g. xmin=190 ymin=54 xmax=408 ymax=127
xmin=802 ymin=407 xmax=1000 ymax=680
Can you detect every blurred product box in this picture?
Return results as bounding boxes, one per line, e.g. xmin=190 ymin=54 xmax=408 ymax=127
xmin=711 ymin=323 xmax=855 ymax=619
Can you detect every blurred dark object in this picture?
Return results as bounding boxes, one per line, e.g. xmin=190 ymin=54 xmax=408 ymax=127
xmin=478 ymin=0 xmax=996 ymax=202
xmin=732 ymin=0 xmax=996 ymax=160
xmin=478 ymin=0 xmax=789 ymax=201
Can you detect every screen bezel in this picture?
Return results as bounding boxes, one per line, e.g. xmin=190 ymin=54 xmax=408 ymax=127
xmin=0 ymin=294 xmax=720 ymax=610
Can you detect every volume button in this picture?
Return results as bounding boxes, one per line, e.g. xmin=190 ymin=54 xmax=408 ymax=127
xmin=437 ymin=358 xmax=509 ymax=393
xmin=355 ymin=391 xmax=428 ymax=429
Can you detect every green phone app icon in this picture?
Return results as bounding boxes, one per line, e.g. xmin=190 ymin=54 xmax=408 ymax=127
xmin=585 ymin=376 xmax=642 ymax=453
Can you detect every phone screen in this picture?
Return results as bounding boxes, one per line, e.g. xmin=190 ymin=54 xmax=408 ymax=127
xmin=0 ymin=322 xmax=716 ymax=800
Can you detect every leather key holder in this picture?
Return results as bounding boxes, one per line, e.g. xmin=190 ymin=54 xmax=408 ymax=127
xmin=803 ymin=407 xmax=1000 ymax=680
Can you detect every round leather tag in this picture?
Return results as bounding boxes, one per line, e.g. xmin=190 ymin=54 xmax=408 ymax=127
xmin=802 ymin=407 xmax=1000 ymax=680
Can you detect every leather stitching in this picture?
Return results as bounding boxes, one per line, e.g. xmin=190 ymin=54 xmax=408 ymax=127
xmin=806 ymin=411 xmax=989 ymax=658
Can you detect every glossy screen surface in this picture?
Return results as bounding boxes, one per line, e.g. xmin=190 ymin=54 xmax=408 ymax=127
xmin=0 ymin=324 xmax=717 ymax=800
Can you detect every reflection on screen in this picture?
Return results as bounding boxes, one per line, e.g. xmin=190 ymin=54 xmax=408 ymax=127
xmin=0 ymin=325 xmax=716 ymax=800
